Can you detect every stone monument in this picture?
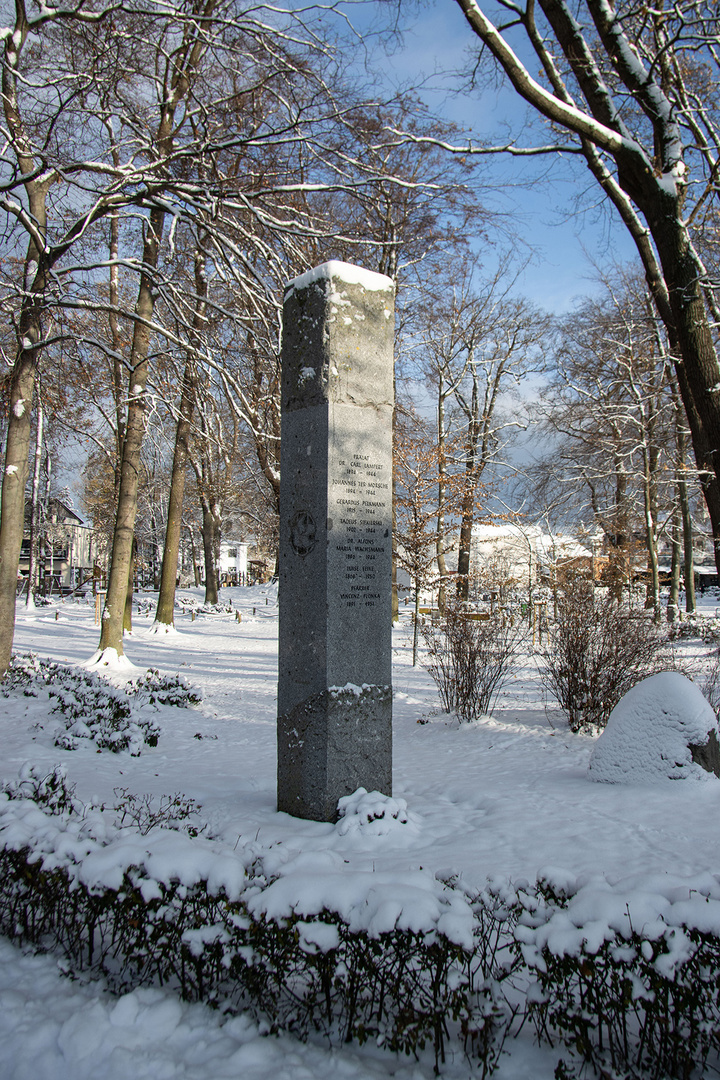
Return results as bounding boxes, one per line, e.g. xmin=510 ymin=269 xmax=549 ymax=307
xmin=277 ymin=261 xmax=395 ymax=821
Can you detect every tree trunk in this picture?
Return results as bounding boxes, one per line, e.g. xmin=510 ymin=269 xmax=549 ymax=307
xmin=97 ymin=207 xmax=165 ymax=660
xmin=643 ymin=204 xmax=720 ymax=576
xmin=25 ymin=396 xmax=44 ymax=608
xmin=436 ymin=380 xmax=448 ymax=613
xmin=0 ymin=9 xmax=49 ymax=675
xmin=124 ymin=538 xmax=136 ymax=633
xmin=0 ymin=343 xmax=37 ymax=673
xmin=41 ymin=449 xmax=51 ymax=596
xmin=187 ymin=526 xmax=201 ymax=587
xmin=201 ymin=500 xmax=220 ymax=606
xmin=154 ymin=241 xmax=205 ymax=630
xmin=456 ymin=491 xmax=474 ymax=602
xmin=667 ymin=502 xmax=681 ymax=624
xmin=412 ymin=581 xmax=420 ymax=667
xmin=392 ymin=472 xmax=399 ymax=621
xmin=391 ymin=382 xmax=399 ymax=622
xmin=664 ymin=361 xmax=696 ymax=615
xmin=642 ymin=481 xmax=661 ymax=623
xmin=154 ymin=385 xmax=194 ymax=628
xmin=456 ymin=380 xmax=480 ymax=602
xmin=680 ymin=480 xmax=696 ymax=615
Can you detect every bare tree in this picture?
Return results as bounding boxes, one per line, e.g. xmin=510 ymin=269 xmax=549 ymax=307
xmin=530 ymin=273 xmax=686 ymax=615
xmin=411 ymin=0 xmax=720 ymax=571
xmin=152 ymin=235 xmax=207 ymax=631
xmin=394 ymin=408 xmax=452 ymax=665
xmin=422 ymin=262 xmax=547 ymax=599
xmin=188 ymin=379 xmax=240 ymax=606
xmin=0 ymin=0 xmax=421 ymax=670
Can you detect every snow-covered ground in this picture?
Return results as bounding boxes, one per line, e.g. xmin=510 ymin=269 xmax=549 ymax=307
xmin=2 ymin=585 xmax=719 ymax=1080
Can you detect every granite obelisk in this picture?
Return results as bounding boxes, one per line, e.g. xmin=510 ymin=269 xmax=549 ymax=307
xmin=277 ymin=261 xmax=395 ymax=821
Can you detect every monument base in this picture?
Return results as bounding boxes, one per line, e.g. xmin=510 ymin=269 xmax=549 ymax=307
xmin=277 ymin=683 xmax=392 ymax=821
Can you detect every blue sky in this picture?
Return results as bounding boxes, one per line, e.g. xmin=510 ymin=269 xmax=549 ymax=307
xmin=353 ymin=0 xmax=639 ymax=313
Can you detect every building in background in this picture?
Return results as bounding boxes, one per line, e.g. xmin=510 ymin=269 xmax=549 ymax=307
xmin=217 ymin=540 xmax=249 ymax=585
xmin=19 ymin=498 xmax=93 ymax=593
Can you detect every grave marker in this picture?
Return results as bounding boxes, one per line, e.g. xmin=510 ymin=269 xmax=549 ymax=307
xmin=277 ymin=261 xmax=395 ymax=821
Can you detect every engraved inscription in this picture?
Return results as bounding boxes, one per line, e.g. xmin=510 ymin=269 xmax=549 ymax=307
xmin=332 ymin=454 xmax=390 ymax=609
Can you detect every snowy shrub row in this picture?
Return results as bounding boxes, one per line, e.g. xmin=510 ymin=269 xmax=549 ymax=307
xmin=176 ymin=597 xmax=235 ymax=615
xmin=2 ymin=770 xmax=720 ymax=1077
xmin=2 ymin=654 xmax=201 ymax=754
xmin=0 ymin=769 xmax=511 ymax=1075
xmin=516 ymin=870 xmax=720 ymax=1079
xmin=669 ymin=613 xmax=720 ymax=644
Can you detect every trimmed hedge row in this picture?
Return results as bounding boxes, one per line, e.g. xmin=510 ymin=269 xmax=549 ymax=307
xmin=0 ymin=773 xmax=511 ymax=1076
xmin=517 ymin=874 xmax=720 ymax=1079
xmin=2 ymin=771 xmax=720 ymax=1077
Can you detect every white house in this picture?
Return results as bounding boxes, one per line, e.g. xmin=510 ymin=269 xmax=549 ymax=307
xmin=471 ymin=523 xmax=593 ymax=592
xmin=396 ymin=522 xmax=593 ymax=599
xmin=218 ymin=540 xmax=248 ymax=584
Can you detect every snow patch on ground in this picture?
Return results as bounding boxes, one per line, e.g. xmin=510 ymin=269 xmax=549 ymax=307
xmin=0 ymin=936 xmax=464 ymax=1080
xmin=148 ymin=621 xmax=181 ymax=636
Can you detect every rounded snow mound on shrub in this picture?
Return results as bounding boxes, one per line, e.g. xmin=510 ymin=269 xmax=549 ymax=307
xmin=588 ymin=671 xmax=720 ymax=783
xmin=335 ymin=787 xmax=419 ymax=838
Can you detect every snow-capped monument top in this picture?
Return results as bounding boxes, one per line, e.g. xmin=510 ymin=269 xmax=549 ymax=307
xmin=285 ymin=260 xmax=394 ymax=296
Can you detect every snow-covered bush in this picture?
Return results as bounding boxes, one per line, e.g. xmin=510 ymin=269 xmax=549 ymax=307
xmin=2 ymin=654 xmax=200 ymax=755
xmin=3 ymin=779 xmax=720 ymax=1077
xmin=0 ymin=786 xmax=510 ymax=1075
xmin=669 ymin=613 xmax=720 ymax=644
xmin=2 ymin=763 xmax=82 ymax=816
xmin=537 ymin=576 xmax=668 ymax=732
xmin=0 ymin=651 xmax=49 ymax=694
xmin=336 ymin=787 xmax=415 ymax=837
xmin=177 ymin=598 xmax=234 ymax=616
xmin=126 ymin=669 xmax=202 ymax=708
xmin=516 ymin=870 xmax=720 ymax=1079
xmin=587 ymin=672 xmax=720 ymax=783
xmin=422 ymin=606 xmax=523 ymax=721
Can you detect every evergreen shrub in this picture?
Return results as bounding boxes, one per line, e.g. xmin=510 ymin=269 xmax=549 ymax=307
xmin=2 ymin=654 xmax=201 ymax=754
xmin=2 ymin=771 xmax=720 ymax=1077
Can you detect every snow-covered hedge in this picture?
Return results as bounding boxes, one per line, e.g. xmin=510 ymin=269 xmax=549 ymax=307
xmin=669 ymin=613 xmax=720 ymax=644
xmin=2 ymin=769 xmax=720 ymax=1077
xmin=0 ymin=770 xmax=510 ymax=1075
xmin=516 ymin=869 xmax=720 ymax=1079
xmin=2 ymin=655 xmax=201 ymax=755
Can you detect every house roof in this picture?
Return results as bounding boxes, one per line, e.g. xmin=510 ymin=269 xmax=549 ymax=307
xmin=22 ymin=497 xmax=85 ymax=527
xmin=472 ymin=523 xmax=591 ymax=561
